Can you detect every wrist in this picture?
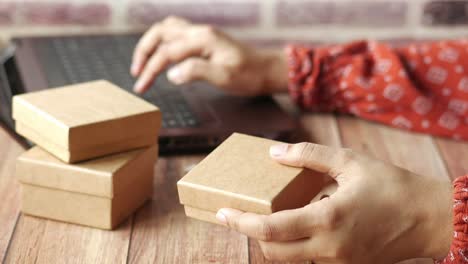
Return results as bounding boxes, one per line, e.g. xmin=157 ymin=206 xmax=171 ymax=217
xmin=419 ymin=179 xmax=453 ymax=260
xmin=384 ymin=175 xmax=452 ymax=263
xmin=257 ymin=49 xmax=288 ymax=94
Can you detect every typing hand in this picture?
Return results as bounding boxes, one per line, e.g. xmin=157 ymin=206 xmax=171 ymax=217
xmin=216 ymin=143 xmax=453 ymax=263
xmin=131 ymin=16 xmax=287 ymax=96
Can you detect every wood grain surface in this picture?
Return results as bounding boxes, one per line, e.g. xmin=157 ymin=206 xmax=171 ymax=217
xmin=0 ymin=125 xmax=23 ymax=263
xmin=0 ymin=101 xmax=466 ymax=263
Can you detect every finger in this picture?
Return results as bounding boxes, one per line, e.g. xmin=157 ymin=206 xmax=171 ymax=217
xmin=133 ymin=41 xmax=205 ymax=93
xmin=131 ymin=22 xmax=186 ymax=76
xmin=216 ymin=204 xmax=323 ymax=242
xmin=257 ymin=239 xmax=314 ymax=262
xmin=167 ymin=58 xmax=228 ymax=87
xmin=259 ymin=233 xmax=346 ymax=262
xmin=131 ymin=26 xmax=162 ymax=77
xmin=269 ymin=143 xmax=354 ymax=178
xmin=162 ymin=16 xmax=189 ymax=26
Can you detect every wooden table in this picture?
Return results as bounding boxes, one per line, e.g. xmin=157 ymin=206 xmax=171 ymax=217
xmin=0 ymin=94 xmax=467 ymax=264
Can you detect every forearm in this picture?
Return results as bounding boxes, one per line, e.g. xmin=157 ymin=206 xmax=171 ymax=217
xmin=423 ymin=179 xmax=453 ymax=260
xmin=256 ymin=49 xmax=288 ymax=94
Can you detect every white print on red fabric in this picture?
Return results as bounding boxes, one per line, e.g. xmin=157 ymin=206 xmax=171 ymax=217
xmin=349 ymin=105 xmax=360 ymax=115
xmin=302 ymin=57 xmax=313 ymax=73
xmin=367 ymin=104 xmax=378 ymax=113
xmin=343 ymin=66 xmax=353 ymax=77
xmin=391 ymin=116 xmax=412 ymax=129
xmin=438 ymin=48 xmax=459 ymax=63
xmin=329 ymin=47 xmax=343 ymax=57
xmin=438 ymin=112 xmax=460 ymax=130
xmin=343 ymin=91 xmax=354 ymax=100
xmin=412 ymin=96 xmax=433 ymax=115
xmin=375 ymin=59 xmax=392 ymax=74
xmin=366 ymin=93 xmax=375 ymax=101
xmin=421 ymin=119 xmax=430 ymax=128
xmin=424 ymin=56 xmax=432 ymax=64
xmin=383 ymin=84 xmax=404 ymax=102
xmin=340 ymin=81 xmax=348 ymax=90
xmin=459 ymin=249 xmax=468 ymax=262
xmin=450 ymin=250 xmax=455 ymax=261
xmin=459 ymin=77 xmax=468 ymax=92
xmin=354 ymin=77 xmax=372 ymax=89
xmin=448 ymin=99 xmax=468 ymax=115
xmin=462 ymin=215 xmax=468 ymax=223
xmin=442 ymin=88 xmax=452 ymax=96
xmin=455 ymin=65 xmax=464 ymax=73
xmin=399 ymin=69 xmax=407 ymax=78
xmin=426 ymin=66 xmax=448 ymax=84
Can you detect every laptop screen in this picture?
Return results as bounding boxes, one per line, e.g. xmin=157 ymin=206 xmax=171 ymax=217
xmin=0 ymin=45 xmax=22 ymax=128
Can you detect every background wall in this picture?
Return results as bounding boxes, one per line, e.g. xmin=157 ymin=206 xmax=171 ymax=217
xmin=0 ymin=0 xmax=467 ymax=43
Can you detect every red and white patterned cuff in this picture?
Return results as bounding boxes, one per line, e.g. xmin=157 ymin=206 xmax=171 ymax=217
xmin=285 ymin=44 xmax=320 ymax=110
xmin=436 ymin=175 xmax=468 ymax=264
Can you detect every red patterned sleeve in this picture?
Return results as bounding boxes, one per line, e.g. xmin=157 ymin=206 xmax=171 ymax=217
xmin=436 ymin=175 xmax=468 ymax=264
xmin=286 ymin=40 xmax=468 ymax=140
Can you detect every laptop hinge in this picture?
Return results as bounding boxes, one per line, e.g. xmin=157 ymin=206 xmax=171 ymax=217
xmin=1 ymin=44 xmax=25 ymax=95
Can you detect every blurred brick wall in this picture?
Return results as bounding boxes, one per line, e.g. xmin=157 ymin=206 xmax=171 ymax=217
xmin=0 ymin=0 xmax=467 ymax=42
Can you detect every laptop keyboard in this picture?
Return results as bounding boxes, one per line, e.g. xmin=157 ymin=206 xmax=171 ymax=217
xmin=34 ymin=35 xmax=199 ymax=129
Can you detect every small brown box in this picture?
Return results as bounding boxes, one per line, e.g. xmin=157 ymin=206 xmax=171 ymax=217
xmin=12 ymin=80 xmax=161 ymax=163
xmin=16 ymin=145 xmax=158 ymax=230
xmin=177 ymin=133 xmax=328 ymax=224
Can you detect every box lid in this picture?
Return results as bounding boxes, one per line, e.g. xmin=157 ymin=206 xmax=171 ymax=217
xmin=12 ymin=80 xmax=161 ymax=162
xmin=177 ymin=133 xmax=327 ymax=215
xmin=16 ymin=145 xmax=158 ymax=198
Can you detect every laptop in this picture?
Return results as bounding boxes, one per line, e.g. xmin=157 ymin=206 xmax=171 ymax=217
xmin=0 ymin=34 xmax=297 ymax=154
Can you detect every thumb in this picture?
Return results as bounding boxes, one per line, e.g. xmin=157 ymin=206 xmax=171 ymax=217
xmin=167 ymin=58 xmax=228 ymax=87
xmin=269 ymin=142 xmax=353 ymax=178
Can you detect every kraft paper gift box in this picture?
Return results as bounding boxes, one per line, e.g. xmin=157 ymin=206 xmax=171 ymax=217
xmin=12 ymin=80 xmax=161 ymax=163
xmin=16 ymin=145 xmax=158 ymax=230
xmin=177 ymin=133 xmax=329 ymax=224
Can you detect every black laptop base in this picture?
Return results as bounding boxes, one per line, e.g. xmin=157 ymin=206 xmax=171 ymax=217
xmin=0 ymin=34 xmax=296 ymax=154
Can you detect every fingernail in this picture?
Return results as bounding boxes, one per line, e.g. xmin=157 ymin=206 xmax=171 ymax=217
xmin=269 ymin=144 xmax=289 ymax=158
xmin=130 ymin=63 xmax=139 ymax=76
xmin=216 ymin=209 xmax=227 ymax=224
xmin=133 ymin=79 xmax=144 ymax=93
xmin=167 ymin=67 xmax=183 ymax=84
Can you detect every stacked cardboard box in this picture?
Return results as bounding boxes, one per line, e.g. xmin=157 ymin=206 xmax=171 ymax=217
xmin=12 ymin=80 xmax=161 ymax=229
